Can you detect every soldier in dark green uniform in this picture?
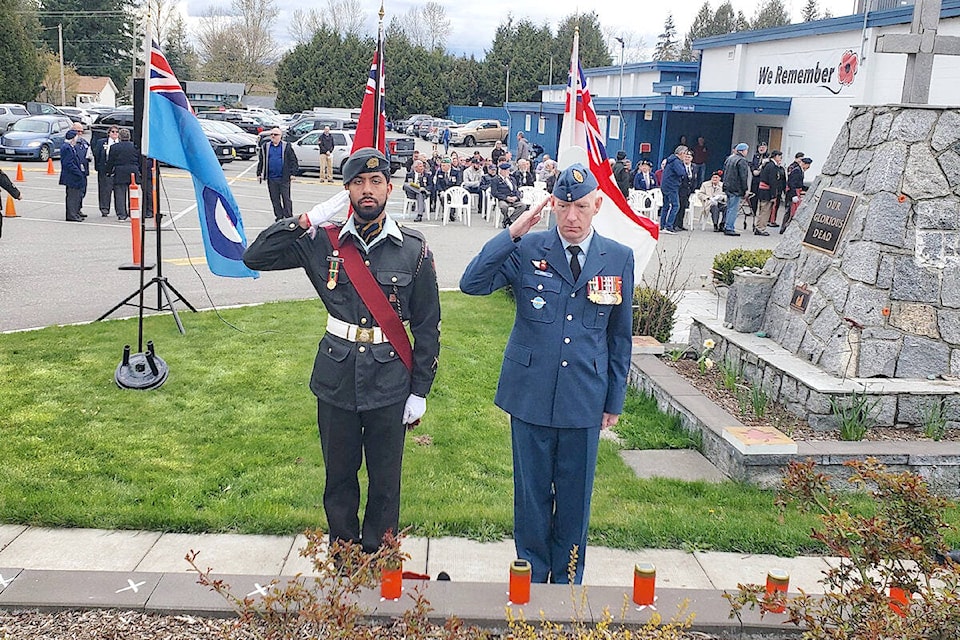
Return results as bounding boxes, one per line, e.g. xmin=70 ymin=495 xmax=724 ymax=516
xmin=243 ymin=148 xmax=441 ymax=554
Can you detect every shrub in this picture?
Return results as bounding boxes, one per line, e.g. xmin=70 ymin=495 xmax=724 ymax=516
xmin=712 ymin=249 xmax=773 ymax=285
xmin=632 ymin=286 xmax=677 ymax=343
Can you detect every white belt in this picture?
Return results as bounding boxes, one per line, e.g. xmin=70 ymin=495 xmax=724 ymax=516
xmin=326 ymin=316 xmax=388 ymax=344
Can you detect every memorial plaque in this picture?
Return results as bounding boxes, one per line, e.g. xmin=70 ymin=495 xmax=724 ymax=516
xmin=801 ymin=189 xmax=857 ymax=255
xmin=790 ymin=284 xmax=811 ymax=312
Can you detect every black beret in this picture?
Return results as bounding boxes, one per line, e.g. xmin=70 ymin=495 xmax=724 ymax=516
xmin=342 ymin=148 xmax=390 ymax=183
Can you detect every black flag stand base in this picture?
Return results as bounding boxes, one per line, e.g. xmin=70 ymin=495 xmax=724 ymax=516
xmin=116 ymin=342 xmax=168 ymax=390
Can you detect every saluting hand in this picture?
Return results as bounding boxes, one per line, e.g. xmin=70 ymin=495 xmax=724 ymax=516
xmin=508 ymin=197 xmax=550 ymax=241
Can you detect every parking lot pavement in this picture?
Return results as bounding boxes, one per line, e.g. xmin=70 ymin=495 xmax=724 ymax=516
xmin=0 ymin=156 xmax=774 ymax=333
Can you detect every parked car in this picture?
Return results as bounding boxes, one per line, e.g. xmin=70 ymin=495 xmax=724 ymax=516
xmin=290 ymin=129 xmax=353 ymax=176
xmin=91 ymin=109 xmax=235 ymax=163
xmin=198 ymin=119 xmax=258 ymax=160
xmin=196 ymin=111 xmax=264 ymax=135
xmin=418 ymin=118 xmax=455 ymax=140
xmin=58 ymin=107 xmax=96 ymax=127
xmin=0 ymin=104 xmax=29 ymax=132
xmin=207 ymin=132 xmax=236 ymax=164
xmin=280 ymin=116 xmax=357 ymax=144
xmin=25 ymin=102 xmax=81 ymax=124
xmin=396 ymin=113 xmax=431 ymax=134
xmin=0 ymin=115 xmax=73 ymax=161
xmin=449 ymin=119 xmax=508 ymax=146
xmin=385 ymin=136 xmax=415 ymax=174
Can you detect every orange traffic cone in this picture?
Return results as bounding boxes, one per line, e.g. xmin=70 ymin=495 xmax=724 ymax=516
xmin=4 ymin=194 xmax=18 ymax=218
xmin=46 ymin=158 xmax=55 ymax=175
xmin=15 ymin=163 xmax=24 ymax=182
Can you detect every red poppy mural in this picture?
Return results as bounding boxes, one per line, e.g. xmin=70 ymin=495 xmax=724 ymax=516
xmin=838 ymin=50 xmax=859 ymax=86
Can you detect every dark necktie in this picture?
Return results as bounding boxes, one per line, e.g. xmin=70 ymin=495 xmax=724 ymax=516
xmin=568 ymin=245 xmax=582 ymax=281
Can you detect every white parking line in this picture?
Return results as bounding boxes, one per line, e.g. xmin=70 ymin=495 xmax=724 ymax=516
xmin=165 ymin=162 xmax=258 ymax=226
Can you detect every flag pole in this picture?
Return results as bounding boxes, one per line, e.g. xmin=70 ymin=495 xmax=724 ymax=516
xmin=373 ymin=1 xmax=385 ymax=152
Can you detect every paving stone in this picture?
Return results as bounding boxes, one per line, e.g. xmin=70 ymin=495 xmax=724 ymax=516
xmin=0 ymin=525 xmax=25 ymax=552
xmin=146 ymin=571 xmax=265 ymax=615
xmin=425 ymin=537 xmax=518 ymax=583
xmin=694 ymin=551 xmax=829 ymax=594
xmin=619 ymin=450 xmax=728 ymax=483
xmin=0 ymin=528 xmax=160 ymax=572
xmin=0 ymin=569 xmax=161 ymax=610
xmin=136 ymin=532 xmax=294 ymax=575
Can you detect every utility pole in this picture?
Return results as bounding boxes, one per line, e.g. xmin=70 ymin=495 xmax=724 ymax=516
xmin=616 ymin=37 xmax=625 ymax=150
xmin=58 ymin=23 xmax=66 ymax=106
xmin=505 ymin=64 xmax=510 ymax=104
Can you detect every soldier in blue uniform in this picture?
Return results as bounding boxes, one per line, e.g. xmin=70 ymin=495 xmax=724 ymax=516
xmin=243 ymin=148 xmax=441 ymax=555
xmin=460 ymin=163 xmax=634 ymax=584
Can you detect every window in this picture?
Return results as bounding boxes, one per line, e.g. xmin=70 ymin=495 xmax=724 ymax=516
xmin=525 ymin=114 xmax=531 ymax=131
xmin=597 ymin=115 xmax=608 ymax=140
xmin=538 ymin=116 xmax=546 ymax=134
xmin=609 ymin=115 xmax=621 ymax=139
xmin=300 ymin=132 xmax=320 ymax=145
xmin=333 ymin=133 xmax=347 ymax=146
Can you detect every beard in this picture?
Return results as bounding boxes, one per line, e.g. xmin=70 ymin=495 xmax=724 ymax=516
xmin=351 ymin=197 xmax=386 ymax=221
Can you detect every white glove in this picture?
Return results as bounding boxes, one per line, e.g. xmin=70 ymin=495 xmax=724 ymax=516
xmin=792 ymin=196 xmax=800 ymax=203
xmin=402 ymin=394 xmax=426 ymax=425
xmin=304 ymin=190 xmax=350 ymax=227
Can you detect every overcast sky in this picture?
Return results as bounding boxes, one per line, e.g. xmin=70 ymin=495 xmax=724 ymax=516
xmin=181 ymin=0 xmax=862 ymax=60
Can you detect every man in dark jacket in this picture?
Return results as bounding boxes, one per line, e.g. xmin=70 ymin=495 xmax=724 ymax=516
xmin=755 ymin=150 xmax=786 ymax=235
xmin=491 ymin=162 xmax=529 ymax=227
xmin=0 ymin=166 xmax=21 ymax=238
xmin=318 ymin=126 xmax=335 ymax=184
xmin=633 ymin=160 xmax=657 ymax=191
xmin=105 ymin=128 xmax=141 ymax=221
xmin=721 ymin=143 xmax=751 ymax=236
xmin=659 ymin=145 xmax=688 ymax=234
xmin=612 ymin=150 xmax=631 ymax=199
xmin=784 ymin=157 xmax=812 ymax=233
xmin=59 ymin=130 xmax=86 ymax=222
xmin=257 ymin=128 xmax=300 ymax=221
xmin=94 ymin=126 xmax=119 ymax=217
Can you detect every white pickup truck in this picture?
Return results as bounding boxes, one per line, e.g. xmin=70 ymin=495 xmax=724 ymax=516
xmin=449 ymin=119 xmax=508 ymax=147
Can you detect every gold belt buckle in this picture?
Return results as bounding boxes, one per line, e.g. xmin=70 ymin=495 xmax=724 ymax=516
xmin=355 ymin=327 xmax=374 ymax=343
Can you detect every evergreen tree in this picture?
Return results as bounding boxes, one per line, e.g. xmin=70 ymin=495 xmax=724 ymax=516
xmin=553 ymin=12 xmax=613 ymax=70
xmin=653 ymin=13 xmax=680 ymax=62
xmin=275 ymin=27 xmax=370 ymax=113
xmin=801 ymin=0 xmax=821 ymax=21
xmin=481 ymin=16 xmax=554 ymax=106
xmin=0 ymin=0 xmax=44 ymax=102
xmin=38 ymin=0 xmax=134 ymax=91
xmin=163 ymin=14 xmax=197 ymax=81
xmin=681 ymin=2 xmax=714 ymax=61
xmin=751 ymin=0 xmax=791 ymax=30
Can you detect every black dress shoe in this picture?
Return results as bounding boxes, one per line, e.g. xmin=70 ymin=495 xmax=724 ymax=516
xmin=66 ymin=216 xmax=83 ymax=222
xmin=754 ymin=229 xmax=770 ymax=236
xmin=101 ymin=212 xmax=110 ymax=217
xmin=414 ymin=215 xmax=422 ymax=222
xmin=79 ymin=213 xmax=87 ymax=218
xmin=723 ymin=230 xmax=740 ymax=236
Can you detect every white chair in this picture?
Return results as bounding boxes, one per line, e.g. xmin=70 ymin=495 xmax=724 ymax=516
xmin=441 ymin=186 xmax=471 ymax=226
xmin=690 ymin=190 xmax=708 ymax=230
xmin=519 ymin=186 xmax=538 ymax=204
xmin=402 ymin=197 xmax=418 ymax=219
xmin=629 ymin=189 xmax=658 ymax=222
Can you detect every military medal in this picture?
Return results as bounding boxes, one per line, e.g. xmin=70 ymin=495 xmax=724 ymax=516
xmin=326 ymin=253 xmax=343 ymax=290
xmin=587 ymin=276 xmax=623 ymax=305
xmin=531 ymin=259 xmax=549 ymax=271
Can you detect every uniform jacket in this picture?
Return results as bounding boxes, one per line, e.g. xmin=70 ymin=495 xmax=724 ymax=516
xmin=633 ymin=170 xmax=657 ymax=191
xmin=659 ymin=153 xmax=686 ymax=194
xmin=243 ymin=217 xmax=441 ymax=412
xmin=105 ymin=141 xmax=140 ymax=184
xmin=722 ymin=153 xmax=750 ymax=196
xmin=612 ymin=161 xmax=631 ymax=198
xmin=491 ymin=175 xmax=522 ymax=202
xmin=513 ymin=169 xmax=536 ymax=188
xmin=431 ymin=168 xmax=460 ymax=194
xmin=257 ymin=140 xmax=299 ymax=182
xmin=787 ymin=163 xmax=806 ymax=195
xmin=58 ymin=143 xmax=87 ymax=190
xmin=757 ymin=160 xmax=786 ymax=201
xmin=405 ymin=169 xmax=431 ymax=192
xmin=93 ymin=138 xmax=116 ymax=172
xmin=0 ymin=168 xmax=20 ymax=200
xmin=459 ymin=229 xmax=634 ymax=428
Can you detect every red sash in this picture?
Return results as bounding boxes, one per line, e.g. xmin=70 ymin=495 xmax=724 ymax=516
xmin=324 ymin=225 xmax=414 ymax=371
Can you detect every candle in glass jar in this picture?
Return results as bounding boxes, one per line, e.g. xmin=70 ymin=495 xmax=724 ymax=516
xmin=509 ymin=559 xmax=531 ymax=605
xmin=633 ymin=562 xmax=656 ymax=606
xmin=765 ymin=569 xmax=789 ymax=613
xmin=380 ymin=563 xmax=402 ymax=600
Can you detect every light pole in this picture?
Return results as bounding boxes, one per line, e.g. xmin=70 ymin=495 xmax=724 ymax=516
xmin=505 ymin=64 xmax=510 ymax=104
xmin=615 ymin=37 xmax=625 ymax=150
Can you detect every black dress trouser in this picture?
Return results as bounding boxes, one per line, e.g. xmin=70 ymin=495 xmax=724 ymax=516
xmin=316 ymin=398 xmax=406 ymax=553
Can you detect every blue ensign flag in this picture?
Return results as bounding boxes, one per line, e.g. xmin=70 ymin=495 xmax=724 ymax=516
xmin=142 ymin=36 xmax=257 ymax=279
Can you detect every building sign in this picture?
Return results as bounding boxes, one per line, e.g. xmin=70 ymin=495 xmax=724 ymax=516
xmin=790 ymin=284 xmax=811 ymax=313
xmin=755 ymin=49 xmax=860 ymax=97
xmin=802 ymin=189 xmax=857 ymax=254
xmin=671 ymin=104 xmax=695 ymax=111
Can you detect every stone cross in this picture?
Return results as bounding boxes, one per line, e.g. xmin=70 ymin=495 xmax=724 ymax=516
xmin=874 ymin=0 xmax=960 ymax=104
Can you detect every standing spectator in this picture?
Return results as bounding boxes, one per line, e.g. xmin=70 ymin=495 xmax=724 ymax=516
xmin=516 ymin=132 xmax=530 ymax=162
xmin=513 ymin=158 xmax=536 ymax=187
xmin=700 ymin=172 xmax=727 ymax=232
xmin=242 ymin=148 xmax=441 ymax=560
xmin=612 ymin=150 xmax=631 ymax=199
xmin=403 ymin=159 xmax=431 ymax=222
xmin=786 ymin=151 xmax=805 ymax=177
xmin=491 ymin=162 xmax=529 ymax=227
xmin=72 ymin=122 xmax=91 ymax=217
xmin=677 ymin=150 xmax=695 ymax=231
xmin=105 ymin=128 xmax=140 ymax=222
xmin=441 ymin=126 xmax=451 ymax=155
xmin=655 ymin=158 xmax=666 ymax=186
xmin=755 ymin=150 xmax=786 ymax=235
xmin=721 ymin=143 xmax=751 ymax=237
xmin=459 ymin=163 xmax=634 ymax=584
xmin=749 ymin=142 xmax=769 ymax=215
xmin=94 ymin=126 xmax=119 ymax=217
xmin=491 ymin=140 xmax=506 ymax=166
xmin=783 ymin=156 xmax=811 ymax=233
xmin=318 ymin=126 xmax=335 ymax=184
xmin=59 ymin=130 xmax=86 ymax=222
xmin=633 ymin=160 xmax=657 ymax=191
xmin=691 ymin=136 xmax=709 ymax=185
xmin=257 ymin=128 xmax=300 ymax=221
xmin=659 ymin=145 xmax=687 ymax=234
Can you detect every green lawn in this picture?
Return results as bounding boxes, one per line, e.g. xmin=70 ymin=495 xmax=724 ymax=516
xmin=1 ymin=291 xmax=956 ymax=555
